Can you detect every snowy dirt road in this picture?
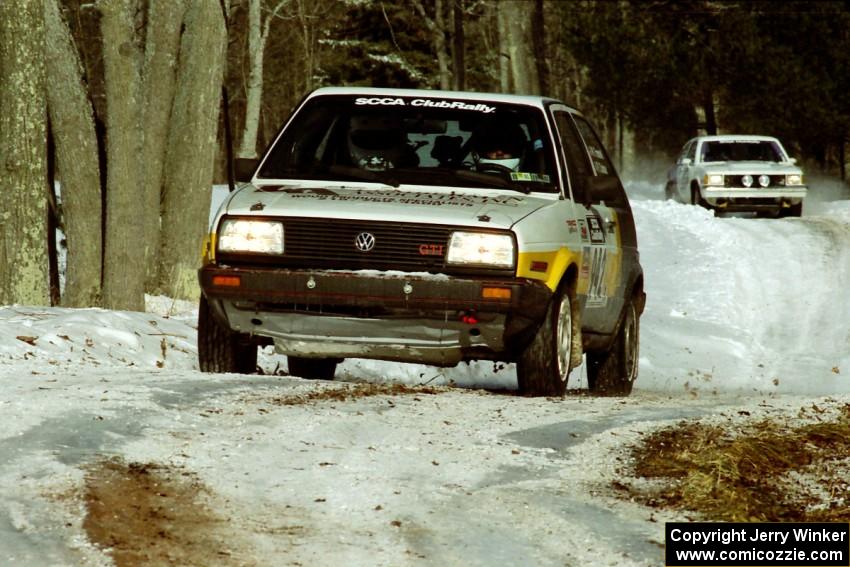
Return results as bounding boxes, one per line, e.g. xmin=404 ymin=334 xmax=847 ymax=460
xmin=1 ymin=180 xmax=849 ymax=566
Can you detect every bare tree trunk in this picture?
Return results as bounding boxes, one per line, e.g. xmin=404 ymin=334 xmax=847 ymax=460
xmin=295 ymin=0 xmax=320 ymax=94
xmin=44 ymin=0 xmax=103 ymax=307
xmin=238 ymin=0 xmax=285 ymax=159
xmin=0 ymin=0 xmax=50 ymax=306
xmin=496 ymin=3 xmax=511 ymax=93
xmin=500 ymin=0 xmax=539 ymax=95
xmin=140 ymin=0 xmax=187 ymax=292
xmin=238 ymin=0 xmax=263 ymax=159
xmin=100 ymin=0 xmax=146 ymax=312
xmin=532 ymin=0 xmax=548 ymax=95
xmin=413 ymin=0 xmax=452 ymax=89
xmin=703 ymin=88 xmax=718 ymax=135
xmin=451 ymin=0 xmax=465 ymax=91
xmin=159 ymin=0 xmax=227 ymax=300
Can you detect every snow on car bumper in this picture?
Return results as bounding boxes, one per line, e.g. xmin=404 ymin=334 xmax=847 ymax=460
xmin=199 ymin=266 xmax=552 ymax=365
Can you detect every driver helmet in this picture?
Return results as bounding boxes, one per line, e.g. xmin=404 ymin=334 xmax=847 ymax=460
xmin=472 ymin=116 xmax=526 ymax=171
xmin=347 ymin=114 xmax=408 ymax=171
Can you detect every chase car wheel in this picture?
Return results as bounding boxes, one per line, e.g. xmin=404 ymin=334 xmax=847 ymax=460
xmin=779 ymin=202 xmax=803 ymax=218
xmin=197 ymin=296 xmax=258 ymax=374
xmin=691 ymin=186 xmax=713 ymax=212
xmin=287 ymin=356 xmax=339 ymax=380
xmin=587 ymin=296 xmax=638 ymax=396
xmin=517 ymin=289 xmax=573 ymax=397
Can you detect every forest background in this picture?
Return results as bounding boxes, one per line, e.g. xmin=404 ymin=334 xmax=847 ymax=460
xmin=0 ymin=0 xmax=848 ymax=311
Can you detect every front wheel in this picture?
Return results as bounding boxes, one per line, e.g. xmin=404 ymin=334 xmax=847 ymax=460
xmin=197 ymin=296 xmax=258 ymax=374
xmin=587 ymin=297 xmax=639 ymax=396
xmin=691 ymin=186 xmax=713 ymax=213
xmin=690 ymin=186 xmax=702 ymax=206
xmin=287 ymin=356 xmax=339 ymax=381
xmin=517 ymin=289 xmax=574 ymax=397
xmin=779 ymin=202 xmax=803 ymax=218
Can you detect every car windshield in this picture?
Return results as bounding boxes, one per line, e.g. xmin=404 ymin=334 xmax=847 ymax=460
xmin=700 ymin=140 xmax=785 ymax=163
xmin=256 ymin=94 xmax=559 ymax=193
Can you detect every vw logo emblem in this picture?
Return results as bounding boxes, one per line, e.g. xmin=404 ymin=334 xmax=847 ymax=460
xmin=355 ymin=232 xmax=376 ymax=252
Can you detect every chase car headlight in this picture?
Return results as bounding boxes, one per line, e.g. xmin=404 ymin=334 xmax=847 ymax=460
xmin=703 ymin=173 xmax=724 ymax=186
xmin=786 ymin=173 xmax=804 ymax=186
xmin=447 ymin=232 xmax=515 ymax=268
xmin=218 ymin=219 xmax=284 ymax=254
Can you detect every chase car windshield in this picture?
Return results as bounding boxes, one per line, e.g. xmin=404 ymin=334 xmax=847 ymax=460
xmin=256 ymin=95 xmax=559 ymax=193
xmin=700 ymin=140 xmax=786 ymax=163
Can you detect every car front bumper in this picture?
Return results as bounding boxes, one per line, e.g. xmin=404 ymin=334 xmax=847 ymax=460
xmin=199 ymin=265 xmax=552 ymax=365
xmin=702 ymin=186 xmax=807 ymax=210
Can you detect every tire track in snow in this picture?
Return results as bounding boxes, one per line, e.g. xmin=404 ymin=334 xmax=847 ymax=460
xmin=631 ymin=196 xmax=850 ymax=394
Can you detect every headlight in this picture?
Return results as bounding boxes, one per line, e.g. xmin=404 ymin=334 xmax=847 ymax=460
xmin=786 ymin=173 xmax=804 ymax=186
xmin=703 ymin=173 xmax=724 ymax=186
xmin=218 ymin=219 xmax=284 ymax=254
xmin=447 ymin=232 xmax=514 ymax=268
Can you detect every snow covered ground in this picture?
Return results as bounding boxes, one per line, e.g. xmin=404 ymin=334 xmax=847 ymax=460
xmin=1 ymin=178 xmax=849 ymax=565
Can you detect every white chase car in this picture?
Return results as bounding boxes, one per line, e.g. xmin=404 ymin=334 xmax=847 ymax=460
xmin=198 ymin=87 xmax=645 ymax=397
xmin=665 ymin=135 xmax=807 ymax=217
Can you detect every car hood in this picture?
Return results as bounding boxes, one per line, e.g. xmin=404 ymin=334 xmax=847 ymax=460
xmin=700 ymin=161 xmax=802 ymax=174
xmin=221 ymin=182 xmax=555 ymax=229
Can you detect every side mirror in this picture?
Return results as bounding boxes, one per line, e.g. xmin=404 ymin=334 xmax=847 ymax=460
xmin=679 ymin=157 xmax=692 ymax=166
xmin=588 ymin=175 xmax=622 ymax=203
xmin=788 ymin=157 xmax=797 ymax=165
xmin=235 ymin=158 xmax=259 ymax=183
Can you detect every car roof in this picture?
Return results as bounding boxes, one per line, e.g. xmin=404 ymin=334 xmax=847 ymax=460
xmin=307 ymin=86 xmax=572 ymax=112
xmin=696 ymin=134 xmax=781 ymax=143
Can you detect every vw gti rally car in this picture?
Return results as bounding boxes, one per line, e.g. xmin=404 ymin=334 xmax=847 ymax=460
xmin=665 ymin=135 xmax=807 ymax=217
xmin=199 ymin=87 xmax=645 ymax=397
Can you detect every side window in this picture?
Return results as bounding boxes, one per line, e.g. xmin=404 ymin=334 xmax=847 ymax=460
xmin=571 ymin=115 xmax=627 ymax=206
xmin=552 ymin=111 xmax=593 ymax=202
xmin=678 ymin=141 xmax=693 ymax=163
xmin=686 ymin=140 xmax=697 ymax=162
xmin=572 ymin=116 xmax=615 ymax=176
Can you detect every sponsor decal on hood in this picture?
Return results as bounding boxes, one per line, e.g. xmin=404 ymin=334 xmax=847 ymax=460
xmin=223 ymin=184 xmax=553 ymax=229
xmin=259 ymin=186 xmax=526 ymax=208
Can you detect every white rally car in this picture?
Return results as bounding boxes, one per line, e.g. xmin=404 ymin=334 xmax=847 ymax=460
xmin=665 ymin=134 xmax=807 ymax=217
xmin=199 ymin=87 xmax=645 ymax=397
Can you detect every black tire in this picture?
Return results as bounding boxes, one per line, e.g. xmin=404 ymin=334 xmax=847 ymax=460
xmin=287 ymin=356 xmax=339 ymax=380
xmin=690 ymin=185 xmax=704 ymax=207
xmin=691 ymin=185 xmax=713 ymax=213
xmin=664 ymin=181 xmax=675 ymax=201
xmin=587 ymin=297 xmax=639 ymax=397
xmin=779 ymin=202 xmax=802 ymax=218
xmin=197 ymin=296 xmax=258 ymax=374
xmin=516 ymin=289 xmax=574 ymax=397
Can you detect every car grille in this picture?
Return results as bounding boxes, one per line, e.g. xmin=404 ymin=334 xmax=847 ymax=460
xmin=724 ymin=175 xmax=786 ymax=188
xmin=216 ymin=217 xmax=515 ymax=276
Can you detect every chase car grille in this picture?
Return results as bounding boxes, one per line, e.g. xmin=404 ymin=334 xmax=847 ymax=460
xmin=724 ymin=175 xmax=786 ymax=188
xmin=216 ymin=217 xmax=515 ymax=276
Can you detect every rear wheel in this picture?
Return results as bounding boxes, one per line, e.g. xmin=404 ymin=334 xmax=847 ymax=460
xmin=287 ymin=356 xmax=339 ymax=381
xmin=198 ymin=296 xmax=258 ymax=374
xmin=587 ymin=297 xmax=639 ymax=396
xmin=517 ymin=289 xmax=574 ymax=397
xmin=664 ymin=181 xmax=676 ymax=201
